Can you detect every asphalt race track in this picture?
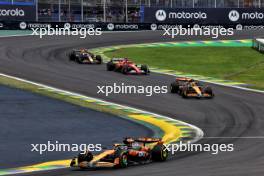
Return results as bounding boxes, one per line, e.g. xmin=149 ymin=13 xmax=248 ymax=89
xmin=1 ymin=30 xmax=264 ymax=176
xmin=0 ymin=85 xmax=151 ymax=169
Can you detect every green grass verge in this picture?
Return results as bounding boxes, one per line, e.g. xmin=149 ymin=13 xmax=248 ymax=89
xmin=105 ymin=47 xmax=264 ymax=90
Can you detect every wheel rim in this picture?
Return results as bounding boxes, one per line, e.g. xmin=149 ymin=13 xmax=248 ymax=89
xmin=162 ymin=150 xmax=168 ymax=158
xmin=122 ymin=155 xmax=128 ymax=166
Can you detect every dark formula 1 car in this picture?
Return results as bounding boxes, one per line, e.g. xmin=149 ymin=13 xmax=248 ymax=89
xmin=170 ymin=77 xmax=214 ymax=99
xmin=106 ymin=58 xmax=150 ymax=75
xmin=70 ymin=137 xmax=168 ymax=169
xmin=69 ymin=49 xmax=102 ymax=64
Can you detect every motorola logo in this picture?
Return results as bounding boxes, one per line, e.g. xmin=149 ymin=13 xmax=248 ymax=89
xmin=0 ymin=8 xmax=24 ymax=17
xmin=156 ymin=10 xmax=167 ymax=21
xmin=229 ymin=10 xmax=240 ymax=22
xmin=64 ymin=23 xmax=71 ymax=29
xmin=236 ymin=24 xmax=243 ymax=30
xmin=151 ymin=23 xmax=157 ymax=31
xmin=19 ymin=22 xmax=27 ymax=30
xmin=107 ymin=23 xmax=114 ymax=30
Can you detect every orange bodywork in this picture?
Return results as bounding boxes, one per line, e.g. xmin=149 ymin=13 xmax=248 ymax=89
xmin=176 ymin=77 xmax=193 ymax=82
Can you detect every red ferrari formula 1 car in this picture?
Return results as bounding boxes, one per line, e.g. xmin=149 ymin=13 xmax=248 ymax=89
xmin=70 ymin=137 xmax=168 ymax=169
xmin=106 ymin=58 xmax=150 ymax=75
xmin=170 ymin=77 xmax=214 ymax=99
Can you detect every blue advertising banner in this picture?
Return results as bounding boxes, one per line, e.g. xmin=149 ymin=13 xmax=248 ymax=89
xmin=144 ymin=7 xmax=264 ymax=25
xmin=0 ymin=4 xmax=36 ymax=21
xmin=0 ymin=1 xmax=35 ymax=6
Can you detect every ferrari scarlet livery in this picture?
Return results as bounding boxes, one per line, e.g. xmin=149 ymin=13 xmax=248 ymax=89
xmin=69 ymin=49 xmax=102 ymax=64
xmin=70 ymin=137 xmax=168 ymax=169
xmin=106 ymin=58 xmax=150 ymax=75
xmin=170 ymin=77 xmax=214 ymax=98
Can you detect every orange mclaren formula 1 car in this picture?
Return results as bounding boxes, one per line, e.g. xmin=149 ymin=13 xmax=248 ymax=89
xmin=170 ymin=77 xmax=214 ymax=98
xmin=69 ymin=49 xmax=102 ymax=64
xmin=106 ymin=58 xmax=150 ymax=75
xmin=70 ymin=137 xmax=168 ymax=169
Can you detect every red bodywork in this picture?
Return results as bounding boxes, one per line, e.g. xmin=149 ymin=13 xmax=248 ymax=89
xmin=107 ymin=58 xmax=149 ymax=75
xmin=115 ymin=59 xmax=141 ymax=74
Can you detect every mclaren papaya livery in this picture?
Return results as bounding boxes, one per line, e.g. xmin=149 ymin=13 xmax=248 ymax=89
xmin=69 ymin=49 xmax=103 ymax=64
xmin=170 ymin=77 xmax=214 ymax=98
xmin=107 ymin=58 xmax=150 ymax=75
xmin=70 ymin=137 xmax=168 ymax=169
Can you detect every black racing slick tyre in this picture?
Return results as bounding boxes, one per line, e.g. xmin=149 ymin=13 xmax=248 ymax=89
xmin=141 ymin=65 xmax=150 ymax=75
xmin=115 ymin=151 xmax=128 ymax=168
xmin=182 ymin=90 xmax=188 ymax=98
xmin=69 ymin=53 xmax=75 ymax=61
xmin=170 ymin=82 xmax=179 ymax=93
xmin=204 ymin=86 xmax=214 ymax=98
xmin=151 ymin=144 xmax=168 ymax=162
xmin=96 ymin=55 xmax=102 ymax=64
xmin=107 ymin=62 xmax=115 ymax=71
xmin=77 ymin=57 xmax=84 ymax=64
xmin=122 ymin=66 xmax=129 ymax=74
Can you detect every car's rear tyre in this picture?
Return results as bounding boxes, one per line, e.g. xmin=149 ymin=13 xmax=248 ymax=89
xmin=170 ymin=82 xmax=179 ymax=93
xmin=96 ymin=55 xmax=102 ymax=64
xmin=151 ymin=144 xmax=168 ymax=162
xmin=77 ymin=57 xmax=84 ymax=64
xmin=115 ymin=151 xmax=128 ymax=168
xmin=182 ymin=90 xmax=188 ymax=98
xmin=122 ymin=66 xmax=129 ymax=74
xmin=69 ymin=54 xmax=74 ymax=61
xmin=107 ymin=62 xmax=115 ymax=71
xmin=204 ymin=86 xmax=214 ymax=98
xmin=141 ymin=65 xmax=150 ymax=75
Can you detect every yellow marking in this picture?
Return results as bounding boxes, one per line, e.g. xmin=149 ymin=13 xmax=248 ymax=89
xmin=128 ymin=114 xmax=182 ymax=144
xmin=203 ymin=41 xmax=213 ymax=44
xmin=240 ymin=40 xmax=251 ymax=43
xmin=10 ymin=159 xmax=72 ymax=172
xmin=221 ymin=40 xmax=230 ymax=43
xmin=85 ymin=99 xmax=96 ymax=103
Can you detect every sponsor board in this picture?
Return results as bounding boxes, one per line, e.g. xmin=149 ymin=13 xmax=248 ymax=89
xmin=1 ymin=22 xmax=143 ymax=31
xmin=144 ymin=7 xmax=264 ymax=24
xmin=107 ymin=23 xmax=139 ymax=31
xmin=1 ymin=21 xmax=263 ymax=31
xmin=0 ymin=5 xmax=36 ymax=21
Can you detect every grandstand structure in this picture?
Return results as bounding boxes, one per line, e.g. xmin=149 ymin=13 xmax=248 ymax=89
xmin=1 ymin=0 xmax=264 ymax=22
